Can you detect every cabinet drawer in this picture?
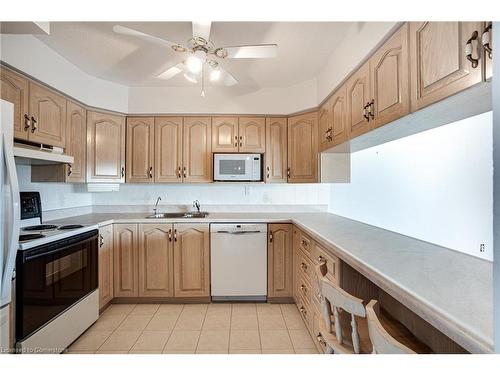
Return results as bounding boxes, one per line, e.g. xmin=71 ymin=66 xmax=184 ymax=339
xmin=296 ymin=274 xmax=312 ymax=305
xmin=298 ymin=231 xmax=312 ymax=258
xmin=312 ymin=243 xmax=340 ymax=285
xmin=312 ymin=306 xmax=328 ymax=353
xmin=297 ymin=250 xmax=313 ymax=284
xmin=296 ymin=295 xmax=312 ymax=331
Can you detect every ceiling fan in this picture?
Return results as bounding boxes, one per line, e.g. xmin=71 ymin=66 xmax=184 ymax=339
xmin=113 ymin=22 xmax=278 ymax=97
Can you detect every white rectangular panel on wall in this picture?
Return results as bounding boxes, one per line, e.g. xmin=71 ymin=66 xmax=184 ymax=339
xmin=329 ymin=112 xmax=493 ymax=261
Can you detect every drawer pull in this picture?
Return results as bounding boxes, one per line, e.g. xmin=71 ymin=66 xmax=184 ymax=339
xmin=300 ymin=284 xmax=308 ymax=293
xmin=299 ymin=306 xmax=307 ymax=316
xmin=316 ymin=333 xmax=325 ymax=344
xmin=300 ymin=262 xmax=308 ymax=270
xmin=301 ymin=239 xmax=308 ymax=247
xmin=317 ymin=255 xmax=325 ymax=264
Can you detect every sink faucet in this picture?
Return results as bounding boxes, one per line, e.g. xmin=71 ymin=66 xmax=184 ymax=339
xmin=193 ymin=200 xmax=201 ymax=213
xmin=153 ymin=196 xmax=162 ymax=215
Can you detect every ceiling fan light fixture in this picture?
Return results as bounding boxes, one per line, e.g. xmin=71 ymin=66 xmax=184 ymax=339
xmin=184 ymin=71 xmax=198 ymax=83
xmin=209 ymin=68 xmax=221 ymax=82
xmin=186 ymin=54 xmax=203 ymax=74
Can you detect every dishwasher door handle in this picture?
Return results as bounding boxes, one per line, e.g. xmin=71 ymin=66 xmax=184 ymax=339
xmin=216 ymin=230 xmax=263 ymax=235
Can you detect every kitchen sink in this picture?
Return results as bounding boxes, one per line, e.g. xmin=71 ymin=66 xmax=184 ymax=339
xmin=146 ymin=212 xmax=209 ymax=219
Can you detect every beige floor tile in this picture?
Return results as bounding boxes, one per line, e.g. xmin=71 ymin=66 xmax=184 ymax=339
xmin=146 ymin=314 xmax=179 ymax=331
xmin=282 ymin=311 xmax=307 ymax=330
xmin=231 ymin=314 xmax=258 ymax=330
xmin=260 ymin=330 xmax=293 ymax=350
xmin=231 ymin=303 xmax=256 ymax=315
xmin=208 ymin=303 xmax=232 ymax=312
xmin=280 ymin=304 xmax=299 ymax=314
xmin=89 ymin=313 xmax=127 ymax=331
xmin=258 ymin=313 xmax=287 ymax=330
xmin=203 ymin=311 xmax=231 ymax=330
xmin=99 ymin=330 xmax=142 ymax=351
xmin=196 ymin=350 xmax=229 ymax=354
xmin=116 ymin=314 xmax=152 ymax=331
xmin=294 ymin=348 xmax=320 ymax=354
xmin=288 ymin=329 xmax=315 ymax=349
xmin=174 ymin=311 xmax=206 ymax=330
xmin=156 ymin=304 xmax=184 ymax=317
xmin=256 ymin=303 xmax=282 ymax=315
xmin=69 ymin=330 xmax=113 ymax=351
xmin=165 ymin=330 xmax=200 ymax=351
xmin=229 ymin=330 xmax=261 ymax=350
xmin=129 ymin=350 xmax=163 ymax=354
xmin=262 ymin=349 xmax=295 ymax=354
xmin=197 ymin=330 xmax=230 ymax=351
xmin=103 ymin=304 xmax=136 ymax=316
xmin=95 ymin=350 xmax=129 ymax=354
xmin=65 ymin=350 xmax=95 ymax=354
xmin=129 ymin=304 xmax=160 ymax=316
xmin=229 ymin=349 xmax=262 ymax=354
xmin=182 ymin=304 xmax=208 ymax=313
xmin=131 ymin=331 xmax=171 ymax=351
xmin=162 ymin=349 xmax=196 ymax=354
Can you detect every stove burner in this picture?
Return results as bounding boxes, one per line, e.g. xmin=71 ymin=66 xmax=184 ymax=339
xmin=59 ymin=225 xmax=84 ymax=230
xmin=19 ymin=234 xmax=45 ymax=242
xmin=22 ymin=224 xmax=58 ymax=231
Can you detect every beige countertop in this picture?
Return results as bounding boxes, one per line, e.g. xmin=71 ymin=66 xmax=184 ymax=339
xmin=48 ymin=211 xmax=494 ymax=353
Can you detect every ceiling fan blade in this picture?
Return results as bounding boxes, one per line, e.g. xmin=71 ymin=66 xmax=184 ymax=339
xmin=223 ymin=44 xmax=278 ymax=58
xmin=192 ymin=21 xmax=211 ymax=41
xmin=113 ymin=25 xmax=182 ymax=48
xmin=219 ymin=67 xmax=238 ymax=87
xmin=157 ymin=62 xmax=185 ymax=80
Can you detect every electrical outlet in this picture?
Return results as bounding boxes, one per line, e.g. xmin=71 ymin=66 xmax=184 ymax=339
xmin=479 ymin=243 xmax=485 ymax=252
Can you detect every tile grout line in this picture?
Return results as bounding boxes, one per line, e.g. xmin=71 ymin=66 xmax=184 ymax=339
xmin=95 ymin=303 xmax=135 ymax=352
xmin=194 ymin=305 xmax=209 ymax=353
xmin=160 ymin=304 xmax=184 ymax=353
xmin=255 ymin=303 xmax=263 ymax=352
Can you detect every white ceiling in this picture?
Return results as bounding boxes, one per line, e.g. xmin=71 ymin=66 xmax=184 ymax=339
xmin=35 ymin=22 xmax=352 ymax=89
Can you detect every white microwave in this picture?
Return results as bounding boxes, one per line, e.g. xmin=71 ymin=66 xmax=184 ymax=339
xmin=213 ymin=153 xmax=262 ymax=182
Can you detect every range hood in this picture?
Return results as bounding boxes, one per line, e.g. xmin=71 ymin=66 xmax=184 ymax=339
xmin=13 ymin=142 xmax=74 ymax=165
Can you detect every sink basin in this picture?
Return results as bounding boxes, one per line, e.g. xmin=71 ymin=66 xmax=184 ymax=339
xmin=146 ymin=212 xmax=209 ymax=219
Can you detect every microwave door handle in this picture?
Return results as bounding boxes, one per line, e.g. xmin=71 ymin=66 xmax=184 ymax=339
xmin=1 ymin=132 xmax=21 ymax=307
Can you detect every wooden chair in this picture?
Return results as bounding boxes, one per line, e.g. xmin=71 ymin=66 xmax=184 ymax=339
xmin=315 ymin=263 xmax=371 ymax=354
xmin=366 ymin=300 xmax=416 ymax=354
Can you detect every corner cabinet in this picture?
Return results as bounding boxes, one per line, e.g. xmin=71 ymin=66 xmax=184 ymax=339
xmin=173 ymin=223 xmax=210 ymax=297
xmin=65 ymin=101 xmax=87 ymax=183
xmin=87 ymin=111 xmax=126 ymax=183
xmin=287 ymin=112 xmax=318 ymax=183
xmin=126 ymin=117 xmax=155 ymax=183
xmin=113 ymin=224 xmax=139 ymax=297
xmin=409 ymin=22 xmax=484 ymax=111
xmin=98 ymin=224 xmax=114 ymax=309
xmin=0 ymin=67 xmax=29 ymax=140
xmin=182 ymin=117 xmax=212 ymax=183
xmin=268 ymin=223 xmax=293 ymax=299
xmin=265 ymin=117 xmax=287 ymax=183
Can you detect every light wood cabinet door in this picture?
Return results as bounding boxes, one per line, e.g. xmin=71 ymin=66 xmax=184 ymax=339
xmin=318 ymin=100 xmax=332 ymax=152
xmin=330 ymin=85 xmax=348 ymax=146
xmin=138 ymin=224 xmax=174 ymax=297
xmin=0 ymin=67 xmax=29 ymax=140
xmin=65 ymin=101 xmax=86 ymax=183
xmin=265 ymin=117 xmax=287 ymax=183
xmin=212 ymin=116 xmax=238 ymax=152
xmin=182 ymin=117 xmax=212 ymax=183
xmin=86 ymin=111 xmax=125 ymax=183
xmin=410 ymin=22 xmax=483 ymax=111
xmin=370 ymin=23 xmax=410 ymax=129
xmin=238 ymin=117 xmax=266 ymax=152
xmin=268 ymin=223 xmax=293 ymax=298
xmin=155 ymin=116 xmax=183 ymax=183
xmin=113 ymin=224 xmax=138 ymax=297
xmin=126 ymin=117 xmax=154 ymax=183
xmin=346 ymin=61 xmax=371 ymax=139
xmin=98 ymin=224 xmax=114 ymax=309
xmin=173 ymin=223 xmax=210 ymax=297
xmin=287 ymin=112 xmax=318 ymax=183
xmin=28 ymin=82 xmax=67 ymax=148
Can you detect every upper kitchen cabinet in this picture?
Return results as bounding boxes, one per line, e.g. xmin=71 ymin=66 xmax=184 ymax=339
xmin=155 ymin=116 xmax=183 ymax=183
xmin=482 ymin=22 xmax=493 ymax=81
xmin=346 ymin=61 xmax=371 ymax=139
xmin=126 ymin=117 xmax=155 ymax=183
xmin=238 ymin=117 xmax=266 ymax=153
xmin=65 ymin=101 xmax=87 ymax=183
xmin=318 ymin=99 xmax=332 ymax=152
xmin=287 ymin=112 xmax=318 ymax=183
xmin=0 ymin=67 xmax=29 ymax=140
xmin=265 ymin=117 xmax=287 ymax=183
xmin=173 ymin=223 xmax=210 ymax=298
xmin=409 ymin=22 xmax=483 ymax=111
xmin=330 ymin=85 xmax=348 ymax=146
xmin=28 ymin=82 xmax=67 ymax=148
xmin=212 ymin=116 xmax=238 ymax=153
xmin=182 ymin=117 xmax=212 ymax=183
xmin=369 ymin=23 xmax=410 ymax=129
xmin=87 ymin=111 xmax=126 ymax=183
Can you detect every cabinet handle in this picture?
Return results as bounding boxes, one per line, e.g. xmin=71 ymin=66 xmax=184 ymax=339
xmin=174 ymin=229 xmax=177 ymax=242
xmin=67 ymin=164 xmax=73 ymax=176
xmin=266 ymin=166 xmax=270 ymax=179
xmin=363 ymin=102 xmax=370 ymax=121
xmin=121 ymin=166 xmax=125 ymax=178
xmin=482 ymin=23 xmax=492 ymax=59
xmin=149 ymin=166 xmax=153 ymax=178
xmin=183 ymin=166 xmax=187 ymax=178
xmin=168 ymin=229 xmax=172 ymax=242
xmin=177 ymin=166 xmax=181 ymax=178
xmin=299 ymin=306 xmax=306 ymax=316
xmin=234 ymin=135 xmax=238 ymax=148
xmin=465 ymin=30 xmax=480 ymax=68
xmin=300 ymin=284 xmax=307 ymax=293
xmin=99 ymin=234 xmax=104 ymax=247
xmin=239 ymin=135 xmax=243 ymax=147
xmin=24 ymin=114 xmax=31 ymax=131
xmin=317 ymin=255 xmax=325 ymax=264
xmin=287 ymin=167 xmax=290 ymax=178
xmin=31 ymin=116 xmax=37 ymax=133
xmin=368 ymin=99 xmax=375 ymax=120
xmin=300 ymin=262 xmax=308 ymax=270
xmin=316 ymin=333 xmax=325 ymax=345
xmin=301 ymin=239 xmax=307 ymax=247
xmin=269 ymin=231 xmax=273 ymax=242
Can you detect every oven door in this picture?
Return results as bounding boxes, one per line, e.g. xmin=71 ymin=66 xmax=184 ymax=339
xmin=214 ymin=154 xmax=254 ymax=181
xmin=16 ymin=230 xmax=98 ymax=341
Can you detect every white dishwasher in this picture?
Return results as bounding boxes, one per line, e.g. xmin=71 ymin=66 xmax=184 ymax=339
xmin=210 ymin=223 xmax=267 ymax=301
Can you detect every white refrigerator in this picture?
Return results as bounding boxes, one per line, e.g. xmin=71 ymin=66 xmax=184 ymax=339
xmin=0 ymin=99 xmax=21 ymax=353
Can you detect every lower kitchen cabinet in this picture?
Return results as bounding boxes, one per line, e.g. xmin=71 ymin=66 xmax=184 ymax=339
xmin=98 ymin=224 xmax=114 ymax=309
xmin=138 ymin=224 xmax=174 ymax=297
xmin=113 ymin=224 xmax=139 ymax=297
xmin=173 ymin=223 xmax=210 ymax=297
xmin=268 ymin=223 xmax=293 ymax=299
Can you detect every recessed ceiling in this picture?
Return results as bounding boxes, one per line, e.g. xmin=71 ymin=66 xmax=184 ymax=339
xmin=35 ymin=22 xmax=352 ymax=89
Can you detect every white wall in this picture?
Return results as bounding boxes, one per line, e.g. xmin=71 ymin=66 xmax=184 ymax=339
xmin=0 ymin=34 xmax=129 ymax=113
xmin=329 ymin=112 xmax=493 ymax=261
